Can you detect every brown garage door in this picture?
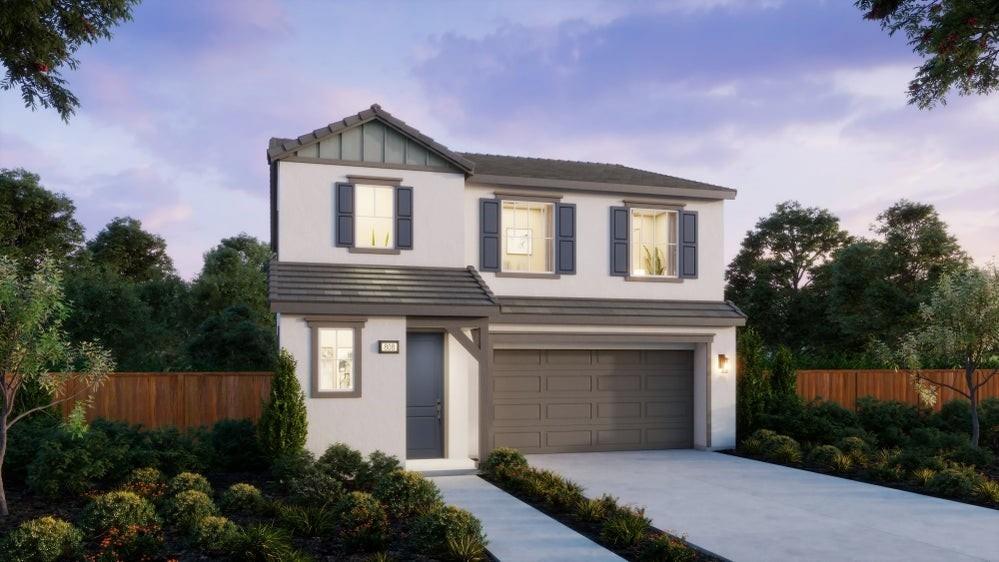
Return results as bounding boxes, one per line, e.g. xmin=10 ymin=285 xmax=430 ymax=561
xmin=489 ymin=349 xmax=694 ymax=453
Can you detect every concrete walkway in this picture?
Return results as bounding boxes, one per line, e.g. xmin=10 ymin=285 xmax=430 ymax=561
xmin=430 ymin=475 xmax=622 ymax=562
xmin=528 ymin=450 xmax=999 ymax=562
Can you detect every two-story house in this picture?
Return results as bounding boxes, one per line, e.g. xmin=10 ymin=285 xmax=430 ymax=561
xmin=267 ymin=105 xmax=745 ymax=472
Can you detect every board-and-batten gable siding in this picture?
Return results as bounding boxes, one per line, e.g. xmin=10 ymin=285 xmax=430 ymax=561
xmin=294 ymin=120 xmax=451 ymax=169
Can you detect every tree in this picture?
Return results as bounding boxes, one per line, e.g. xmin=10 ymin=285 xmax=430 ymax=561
xmin=0 ymin=255 xmax=114 ymax=516
xmin=892 ymin=266 xmax=999 ymax=448
xmin=0 ymin=0 xmax=139 ymax=121
xmin=736 ymin=327 xmax=769 ymax=441
xmin=257 ymin=349 xmax=307 ymax=459
xmin=191 ymin=234 xmax=272 ymax=326
xmin=86 ymin=217 xmax=175 ymax=283
xmin=725 ymin=201 xmax=852 ymax=348
xmin=185 ymin=305 xmax=277 ymax=372
xmin=770 ymin=345 xmax=798 ymax=408
xmin=0 ymin=169 xmax=84 ymax=271
xmin=856 ymin=0 xmax=999 ymax=108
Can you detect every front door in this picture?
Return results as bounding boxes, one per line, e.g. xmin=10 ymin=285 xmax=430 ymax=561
xmin=406 ymin=332 xmax=444 ymax=459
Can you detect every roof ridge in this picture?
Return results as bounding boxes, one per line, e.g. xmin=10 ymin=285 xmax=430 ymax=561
xmin=459 ymin=151 xmax=629 ymax=168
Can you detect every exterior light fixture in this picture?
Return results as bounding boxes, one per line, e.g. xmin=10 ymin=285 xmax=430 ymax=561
xmin=718 ymin=354 xmax=729 ymax=374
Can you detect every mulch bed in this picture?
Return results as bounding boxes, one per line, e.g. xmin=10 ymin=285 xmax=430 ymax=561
xmin=722 ymin=449 xmax=999 ymax=512
xmin=478 ymin=474 xmax=728 ymax=562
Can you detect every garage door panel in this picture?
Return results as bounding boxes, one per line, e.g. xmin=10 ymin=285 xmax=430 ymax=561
xmin=491 ymin=348 xmax=694 ymax=453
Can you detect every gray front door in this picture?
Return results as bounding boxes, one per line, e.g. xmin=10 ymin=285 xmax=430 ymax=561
xmin=406 ymin=332 xmax=444 ymax=459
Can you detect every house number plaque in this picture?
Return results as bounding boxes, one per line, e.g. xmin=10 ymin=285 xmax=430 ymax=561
xmin=378 ymin=340 xmax=400 ymax=354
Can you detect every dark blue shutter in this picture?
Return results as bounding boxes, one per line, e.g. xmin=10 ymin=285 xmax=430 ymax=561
xmin=555 ymin=203 xmax=576 ymax=274
xmin=396 ymin=186 xmax=413 ymax=249
xmin=335 ymin=183 xmax=354 ymax=247
xmin=479 ymin=199 xmax=500 ymax=271
xmin=610 ymin=206 xmax=629 ymax=276
xmin=680 ymin=210 xmax=698 ymax=278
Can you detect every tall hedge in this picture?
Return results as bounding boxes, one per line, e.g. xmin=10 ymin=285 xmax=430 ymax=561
xmin=257 ymin=349 xmax=308 ymax=458
xmin=736 ymin=327 xmax=769 ymax=441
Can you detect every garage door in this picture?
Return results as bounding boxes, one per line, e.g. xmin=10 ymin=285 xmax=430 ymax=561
xmin=489 ymin=349 xmax=694 ymax=453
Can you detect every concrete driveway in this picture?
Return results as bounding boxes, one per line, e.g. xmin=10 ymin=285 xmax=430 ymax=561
xmin=528 ymin=450 xmax=999 ymax=562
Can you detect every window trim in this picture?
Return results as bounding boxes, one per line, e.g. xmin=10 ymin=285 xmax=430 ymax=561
xmin=307 ymin=318 xmax=366 ymax=398
xmin=495 ymin=196 xmax=559 ymax=278
xmin=353 ymin=183 xmax=398 ymax=251
xmin=625 ymin=204 xmax=682 ymax=281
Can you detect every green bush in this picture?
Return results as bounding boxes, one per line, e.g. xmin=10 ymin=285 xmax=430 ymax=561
xmin=317 ymin=442 xmax=366 ymax=486
xmin=736 ymin=327 xmax=769 ymax=440
xmin=973 ymin=479 xmax=999 ymax=505
xmin=257 ymin=349 xmax=308 ymax=459
xmin=82 ymin=490 xmax=160 ymax=534
xmin=228 ymin=524 xmax=299 ymax=562
xmin=911 ymin=467 xmax=938 ymax=486
xmin=638 ymin=532 xmax=696 ymax=562
xmin=480 ymin=447 xmax=528 ymax=479
xmin=276 ymin=503 xmax=337 ymax=537
xmin=857 ymin=398 xmax=925 ymax=448
xmin=167 ymin=490 xmax=218 ymax=531
xmin=807 ymin=445 xmax=844 ymax=471
xmin=193 ymin=515 xmax=241 ymax=554
xmin=358 ymin=450 xmax=402 ymax=490
xmin=168 ymin=471 xmax=212 ymax=496
xmin=744 ymin=429 xmax=803 ymax=463
xmin=759 ymin=399 xmax=863 ymax=446
xmin=121 ymin=466 xmax=168 ymax=500
xmin=212 ymin=419 xmax=265 ymax=471
xmin=91 ymin=420 xmax=213 ymax=476
xmin=271 ymin=449 xmax=315 ymax=485
xmin=601 ymin=505 xmax=651 ymax=548
xmin=91 ymin=525 xmax=164 ymax=561
xmin=337 ymin=491 xmax=389 ymax=551
xmin=4 ymin=415 xmax=58 ymax=487
xmin=372 ymin=469 xmax=443 ymax=519
xmin=926 ymin=466 xmax=984 ymax=498
xmin=26 ymin=428 xmax=123 ymax=497
xmin=522 ymin=469 xmax=586 ymax=513
xmin=866 ymin=448 xmax=905 ymax=482
xmin=412 ymin=504 xmax=487 ymax=560
xmin=220 ymin=482 xmax=265 ymax=513
xmin=287 ymin=468 xmax=346 ymax=507
xmin=0 ymin=516 xmax=83 ymax=562
xmin=575 ymin=494 xmax=619 ymax=524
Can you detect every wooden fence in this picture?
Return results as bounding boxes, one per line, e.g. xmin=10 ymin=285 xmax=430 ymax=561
xmin=796 ymin=369 xmax=999 ymax=411
xmin=58 ymin=372 xmax=273 ymax=430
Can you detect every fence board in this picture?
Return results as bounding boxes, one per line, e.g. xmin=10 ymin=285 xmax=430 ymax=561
xmin=797 ymin=369 xmax=999 ymax=411
xmin=57 ymin=372 xmax=273 ymax=430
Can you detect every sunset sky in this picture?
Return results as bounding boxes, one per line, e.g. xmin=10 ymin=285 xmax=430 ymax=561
xmin=2 ymin=0 xmax=996 ymax=278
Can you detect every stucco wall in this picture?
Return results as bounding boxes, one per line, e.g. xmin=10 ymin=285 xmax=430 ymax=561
xmin=464 ymin=184 xmax=727 ymax=300
xmin=277 ymin=161 xmax=466 ymax=267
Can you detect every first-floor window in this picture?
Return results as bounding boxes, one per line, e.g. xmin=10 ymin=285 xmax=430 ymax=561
xmin=501 ymin=200 xmax=554 ymax=273
xmin=318 ymin=327 xmax=355 ymax=393
xmin=630 ymin=208 xmax=678 ymax=277
xmin=355 ymin=184 xmax=395 ymax=249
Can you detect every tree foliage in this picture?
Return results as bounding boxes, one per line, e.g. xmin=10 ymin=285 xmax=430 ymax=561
xmin=86 ymin=217 xmax=175 ymax=283
xmin=191 ymin=234 xmax=272 ymax=327
xmin=0 ymin=0 xmax=140 ymax=121
xmin=736 ymin=328 xmax=769 ymax=441
xmin=185 ymin=305 xmax=276 ymax=372
xmin=0 ymin=168 xmax=83 ymax=271
xmin=856 ymin=0 xmax=999 ymax=108
xmin=257 ymin=350 xmax=308 ymax=459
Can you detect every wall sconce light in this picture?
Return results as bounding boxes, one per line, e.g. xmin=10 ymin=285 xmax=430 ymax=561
xmin=718 ymin=354 xmax=729 ymax=374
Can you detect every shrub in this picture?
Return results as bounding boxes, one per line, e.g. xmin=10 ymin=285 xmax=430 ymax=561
xmin=26 ymin=428 xmax=122 ymax=497
xmin=4 ymin=414 xmax=58 ymax=487
xmin=317 ymin=442 xmax=366 ymax=486
xmin=228 ymin=524 xmax=298 ymax=562
xmin=576 ymin=494 xmax=618 ymax=524
xmin=91 ymin=525 xmax=164 ymax=561
xmin=212 ymin=419 xmax=265 ymax=471
xmin=337 ymin=491 xmax=389 ymax=551
xmin=193 ymin=515 xmax=241 ymax=554
xmin=358 ymin=450 xmax=402 ymax=490
xmin=372 ymin=470 xmax=443 ymax=519
xmin=271 ymin=448 xmax=315 ymax=485
xmin=221 ymin=483 xmax=265 ymax=513
xmin=737 ymin=327 xmax=769 ymax=440
xmin=480 ymin=447 xmax=527 ymax=479
xmin=857 ymin=398 xmax=925 ymax=448
xmin=638 ymin=532 xmax=696 ymax=562
xmin=166 ymin=490 xmax=218 ymax=531
xmin=257 ymin=349 xmax=308 ymax=459
xmin=601 ymin=505 xmax=651 ymax=548
xmin=121 ymin=466 xmax=167 ymax=499
xmin=0 ymin=516 xmax=83 ymax=562
xmin=836 ymin=436 xmax=870 ymax=466
xmin=446 ymin=533 xmax=488 ymax=562
xmin=82 ymin=491 xmax=160 ymax=534
xmin=911 ymin=468 xmax=938 ymax=486
xmin=287 ymin=468 xmax=346 ymax=507
xmin=412 ymin=505 xmax=487 ymax=560
xmin=926 ymin=466 xmax=984 ymax=498
xmin=276 ymin=503 xmax=337 ymax=537
xmin=806 ymin=445 xmax=843 ymax=471
xmin=521 ymin=469 xmax=586 ymax=512
xmin=168 ymin=471 xmax=212 ymax=496
xmin=135 ymin=424 xmax=214 ymax=475
xmin=760 ymin=399 xmax=863 ymax=446
xmin=973 ymin=479 xmax=999 ymax=505
xmin=747 ymin=431 xmax=803 ymax=464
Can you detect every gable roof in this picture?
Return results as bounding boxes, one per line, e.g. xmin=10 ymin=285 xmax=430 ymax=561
xmin=267 ymin=104 xmax=476 ymax=172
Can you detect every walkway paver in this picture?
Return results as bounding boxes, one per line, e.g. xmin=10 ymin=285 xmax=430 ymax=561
xmin=528 ymin=450 xmax=999 ymax=562
xmin=430 ymin=474 xmax=623 ymax=562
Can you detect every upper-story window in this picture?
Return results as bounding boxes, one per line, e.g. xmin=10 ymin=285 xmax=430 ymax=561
xmin=501 ymin=200 xmax=555 ymax=274
xmin=355 ymin=184 xmax=395 ymax=249
xmin=630 ymin=208 xmax=678 ymax=278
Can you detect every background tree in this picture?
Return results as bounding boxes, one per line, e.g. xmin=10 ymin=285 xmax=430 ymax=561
xmin=185 ymin=305 xmax=277 ymax=372
xmin=0 ymin=255 xmax=114 ymax=516
xmin=725 ymin=201 xmax=851 ymax=349
xmin=0 ymin=168 xmax=83 ymax=271
xmin=191 ymin=234 xmax=272 ymax=326
xmin=0 ymin=0 xmax=140 ymax=120
xmin=890 ymin=266 xmax=999 ymax=447
xmin=86 ymin=217 xmax=175 ymax=282
xmin=257 ymin=349 xmax=307 ymax=460
xmin=856 ymin=0 xmax=999 ymax=108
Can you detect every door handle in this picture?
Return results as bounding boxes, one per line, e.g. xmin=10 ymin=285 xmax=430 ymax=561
xmin=435 ymin=399 xmax=442 ymax=421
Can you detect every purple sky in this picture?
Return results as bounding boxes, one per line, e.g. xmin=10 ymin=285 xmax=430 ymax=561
xmin=2 ymin=0 xmax=996 ymax=279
